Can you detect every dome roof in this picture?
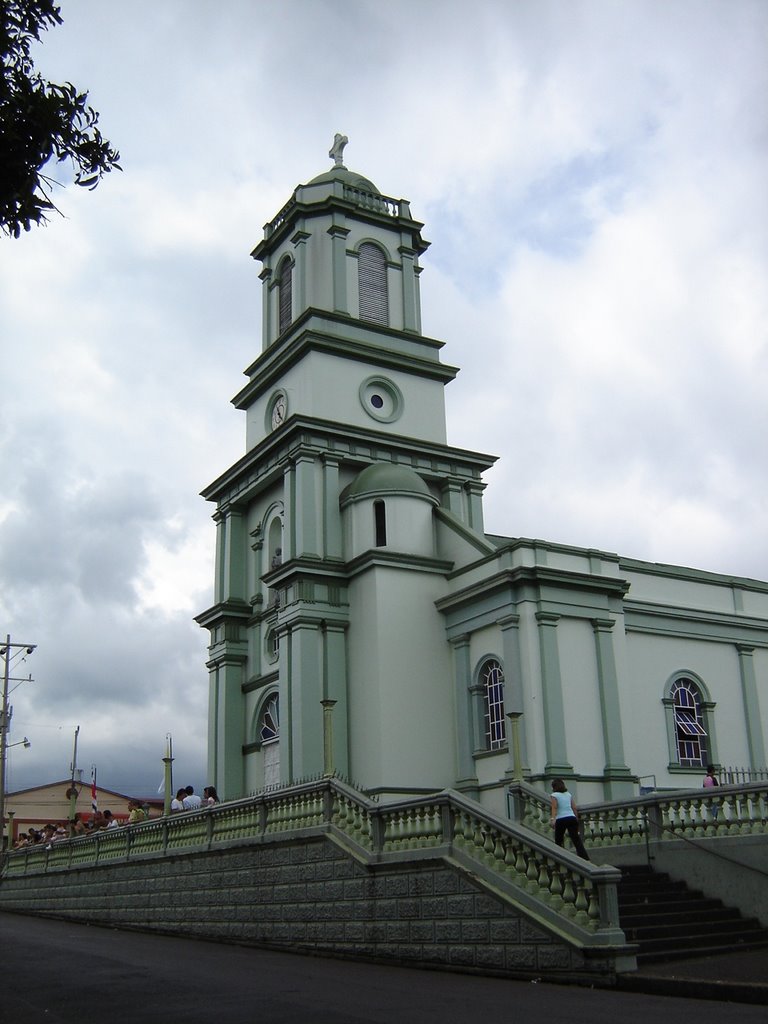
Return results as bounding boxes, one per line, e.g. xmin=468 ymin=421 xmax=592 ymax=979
xmin=307 ymin=165 xmax=379 ymax=194
xmin=343 ymin=463 xmax=434 ymax=501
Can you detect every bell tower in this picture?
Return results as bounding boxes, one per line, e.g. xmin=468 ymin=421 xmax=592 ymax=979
xmin=197 ymin=139 xmax=495 ymax=799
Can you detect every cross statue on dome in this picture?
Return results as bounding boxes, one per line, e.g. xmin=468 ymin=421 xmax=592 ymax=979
xmin=329 ymin=133 xmax=348 ymax=167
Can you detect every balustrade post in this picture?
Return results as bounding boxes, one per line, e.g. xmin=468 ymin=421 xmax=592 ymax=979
xmin=440 ymin=802 xmax=453 ymax=850
xmin=595 ymin=875 xmax=620 ymax=930
xmin=370 ymin=809 xmax=384 ymax=855
xmin=506 ymin=784 xmax=525 ymax=824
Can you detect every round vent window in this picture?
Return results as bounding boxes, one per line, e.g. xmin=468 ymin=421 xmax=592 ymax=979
xmin=359 ymin=376 xmax=403 ymax=423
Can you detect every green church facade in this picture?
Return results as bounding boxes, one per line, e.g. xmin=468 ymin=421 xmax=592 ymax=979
xmin=197 ymin=140 xmax=768 ymax=815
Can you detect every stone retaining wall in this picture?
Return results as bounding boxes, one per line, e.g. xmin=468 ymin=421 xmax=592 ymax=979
xmin=0 ymin=834 xmax=613 ymax=981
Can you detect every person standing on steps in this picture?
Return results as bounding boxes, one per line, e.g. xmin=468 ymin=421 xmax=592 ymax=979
xmin=550 ymin=778 xmax=590 ymax=860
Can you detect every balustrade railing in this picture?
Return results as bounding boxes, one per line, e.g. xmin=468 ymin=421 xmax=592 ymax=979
xmin=507 ymin=780 xmax=768 ymax=848
xmin=2 ymin=778 xmax=626 ymax=949
xmin=264 ymin=183 xmax=402 ymax=240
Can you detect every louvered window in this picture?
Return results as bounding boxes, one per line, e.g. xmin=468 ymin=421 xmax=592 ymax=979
xmin=278 ymin=259 xmax=292 ymax=333
xmin=358 ymin=243 xmax=388 ymax=325
xmin=671 ymin=679 xmax=708 ymax=766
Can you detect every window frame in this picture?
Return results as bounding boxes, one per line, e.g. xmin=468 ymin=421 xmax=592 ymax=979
xmin=471 ymin=657 xmax=507 ymax=754
xmin=663 ymin=673 xmax=718 ymax=772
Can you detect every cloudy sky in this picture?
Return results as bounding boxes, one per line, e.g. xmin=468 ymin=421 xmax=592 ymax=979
xmin=1 ymin=0 xmax=766 ymax=799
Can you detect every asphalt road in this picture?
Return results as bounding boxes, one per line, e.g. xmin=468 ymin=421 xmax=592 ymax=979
xmin=0 ymin=912 xmax=762 ymax=1024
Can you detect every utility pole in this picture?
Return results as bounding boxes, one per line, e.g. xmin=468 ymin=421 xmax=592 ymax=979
xmin=0 ymin=634 xmax=36 ymax=850
xmin=67 ymin=726 xmax=80 ymax=834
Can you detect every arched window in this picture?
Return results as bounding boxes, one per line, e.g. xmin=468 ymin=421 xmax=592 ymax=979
xmin=481 ymin=659 xmax=506 ymax=750
xmin=358 ymin=242 xmax=388 ymax=325
xmin=260 ymin=694 xmax=279 ymax=743
xmin=259 ymin=694 xmax=280 ymax=788
xmin=278 ymin=258 xmax=292 ymax=333
xmin=670 ymin=678 xmax=709 ymax=767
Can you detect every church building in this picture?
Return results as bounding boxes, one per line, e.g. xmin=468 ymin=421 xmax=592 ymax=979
xmin=196 ymin=138 xmax=768 ymax=816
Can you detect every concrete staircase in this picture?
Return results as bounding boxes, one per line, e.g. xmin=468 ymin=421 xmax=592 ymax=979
xmin=618 ymin=864 xmax=768 ymax=964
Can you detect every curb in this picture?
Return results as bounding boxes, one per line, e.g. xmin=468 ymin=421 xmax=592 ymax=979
xmin=617 ymin=973 xmax=768 ymax=1006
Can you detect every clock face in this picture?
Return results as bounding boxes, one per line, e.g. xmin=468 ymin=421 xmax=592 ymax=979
xmin=270 ymin=394 xmax=287 ymax=429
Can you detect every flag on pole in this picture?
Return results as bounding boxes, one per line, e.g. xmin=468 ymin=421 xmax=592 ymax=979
xmin=91 ymin=766 xmax=98 ymax=815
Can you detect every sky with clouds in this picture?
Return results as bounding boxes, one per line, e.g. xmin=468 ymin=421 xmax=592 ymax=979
xmin=1 ymin=0 xmax=766 ymax=800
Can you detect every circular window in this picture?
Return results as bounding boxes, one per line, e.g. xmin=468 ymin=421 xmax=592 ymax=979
xmin=359 ymin=376 xmax=403 ymax=423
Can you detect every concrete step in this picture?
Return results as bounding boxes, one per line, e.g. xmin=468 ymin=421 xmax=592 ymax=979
xmin=618 ymin=865 xmax=768 ymax=965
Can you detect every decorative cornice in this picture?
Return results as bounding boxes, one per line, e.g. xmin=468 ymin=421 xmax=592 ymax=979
xmin=436 ymin=565 xmax=630 ymax=615
xmin=624 ymin=600 xmax=768 ymax=646
xmin=200 ymin=416 xmax=496 ymax=505
xmin=620 ymin=556 xmax=768 ymax=593
xmin=235 ymin=310 xmax=456 ymax=408
xmin=194 ymin=599 xmax=251 ymax=629
xmin=345 ymin=549 xmax=452 ymax=579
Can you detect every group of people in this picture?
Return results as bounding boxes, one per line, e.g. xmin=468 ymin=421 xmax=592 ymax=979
xmin=11 ymin=785 xmax=221 ymax=848
xmin=170 ymin=785 xmax=219 ymax=812
xmin=12 ymin=803 xmax=148 ymax=849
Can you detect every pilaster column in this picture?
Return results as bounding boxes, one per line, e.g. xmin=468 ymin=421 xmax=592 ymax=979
xmin=207 ymin=653 xmax=247 ymax=799
xmin=283 ymin=462 xmax=296 ymax=561
xmin=291 ymin=227 xmax=310 ymax=317
xmin=536 ymin=612 xmax=573 ymax=775
xmin=289 ymin=621 xmax=324 ymax=778
xmin=500 ymin=615 xmax=529 ymax=774
xmin=220 ymin=504 xmax=246 ymax=601
xmin=327 ymin=219 xmax=350 ymax=313
xmin=737 ymin=646 xmax=765 ymax=767
xmin=450 ymin=634 xmax=478 ymax=793
xmin=592 ymin=618 xmax=633 ymax=797
xmin=213 ymin=510 xmax=225 ymax=603
xmin=322 ymin=454 xmax=343 ymax=559
xmin=259 ymin=265 xmax=272 ymax=347
xmin=323 ymin=622 xmax=349 ymax=778
xmin=413 ymin=265 xmax=423 ymax=333
xmin=293 ymin=453 xmax=319 ymax=558
xmin=465 ymin=480 xmax=485 ymax=533
xmin=398 ymin=244 xmax=418 ymax=332
xmin=278 ymin=621 xmax=293 ymax=781
xmin=440 ymin=479 xmax=463 ymax=518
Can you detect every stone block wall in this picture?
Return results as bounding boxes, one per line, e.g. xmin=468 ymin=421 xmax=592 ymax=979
xmin=0 ymin=835 xmax=611 ymax=980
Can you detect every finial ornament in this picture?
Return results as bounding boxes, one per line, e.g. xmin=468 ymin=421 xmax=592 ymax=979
xmin=329 ymin=133 xmax=348 ymax=167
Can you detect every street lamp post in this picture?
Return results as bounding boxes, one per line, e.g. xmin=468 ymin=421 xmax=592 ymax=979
xmin=162 ymin=734 xmax=174 ymax=817
xmin=0 ymin=634 xmax=36 ymax=850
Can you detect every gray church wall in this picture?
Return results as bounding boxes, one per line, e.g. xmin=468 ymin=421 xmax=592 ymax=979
xmin=557 ymin=618 xmax=604 ymax=780
xmin=346 ymin=567 xmax=455 ymax=794
xmin=621 ymin=628 xmax=766 ymax=789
